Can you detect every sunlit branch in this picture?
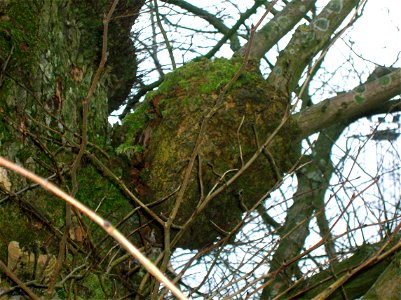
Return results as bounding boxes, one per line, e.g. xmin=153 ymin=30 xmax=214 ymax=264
xmin=295 ymin=69 xmax=401 ymax=138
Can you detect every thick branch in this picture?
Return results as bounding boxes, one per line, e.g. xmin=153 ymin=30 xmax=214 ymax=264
xmin=295 ymin=69 xmax=401 ymax=138
xmin=266 ymin=0 xmax=359 ymax=93
xmin=242 ymin=0 xmax=315 ymax=60
xmin=261 ymin=124 xmax=345 ymax=299
xmin=363 ymin=253 xmax=401 ymax=299
xmin=288 ymin=241 xmax=398 ymax=299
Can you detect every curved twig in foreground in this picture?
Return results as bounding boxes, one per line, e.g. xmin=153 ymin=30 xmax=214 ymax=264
xmin=0 ymin=156 xmax=188 ymax=300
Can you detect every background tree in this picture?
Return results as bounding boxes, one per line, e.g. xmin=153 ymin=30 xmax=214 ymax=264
xmin=0 ymin=0 xmax=400 ymax=299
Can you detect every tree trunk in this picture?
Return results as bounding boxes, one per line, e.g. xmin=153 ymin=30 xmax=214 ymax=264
xmin=1 ymin=0 xmax=401 ymax=299
xmin=0 ymin=1 xmax=143 ymax=298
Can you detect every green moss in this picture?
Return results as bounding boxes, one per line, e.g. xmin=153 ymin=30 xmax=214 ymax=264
xmin=0 ymin=112 xmax=13 ymax=142
xmin=77 ymin=165 xmax=130 ymax=220
xmin=81 ymin=273 xmax=112 ymax=299
xmin=118 ymin=101 xmax=151 ymax=155
xmin=152 ymin=57 xmax=257 ymax=99
xmin=121 ymin=58 xmax=249 ymax=153
xmin=0 ymin=2 xmax=41 ymax=77
xmin=75 ymin=164 xmax=140 ymax=240
xmin=0 ymin=200 xmax=57 ymax=252
xmin=122 ymin=57 xmax=300 ymax=249
xmin=124 ymin=103 xmax=149 ymax=135
xmin=70 ymin=1 xmax=104 ymax=61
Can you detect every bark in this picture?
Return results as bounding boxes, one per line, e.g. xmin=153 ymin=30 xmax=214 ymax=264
xmin=0 ymin=0 xmax=400 ymax=299
xmin=288 ymin=239 xmax=400 ymax=299
xmin=295 ymin=69 xmax=401 ymax=138
xmin=266 ymin=0 xmax=360 ymax=94
xmin=243 ymin=0 xmax=316 ymax=60
xmin=363 ymin=252 xmax=401 ymax=300
xmin=261 ymin=123 xmax=345 ymax=299
xmin=0 ymin=1 xmax=144 ymax=298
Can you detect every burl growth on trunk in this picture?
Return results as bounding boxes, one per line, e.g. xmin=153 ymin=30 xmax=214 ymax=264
xmin=121 ymin=58 xmax=299 ymax=249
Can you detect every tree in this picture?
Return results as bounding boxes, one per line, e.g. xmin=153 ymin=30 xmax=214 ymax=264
xmin=0 ymin=0 xmax=400 ymax=299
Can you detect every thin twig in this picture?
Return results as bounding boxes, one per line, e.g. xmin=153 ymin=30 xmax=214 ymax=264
xmin=0 ymin=259 xmax=40 ymax=300
xmin=0 ymin=156 xmax=188 ymax=300
xmin=153 ymin=0 xmax=176 ymax=69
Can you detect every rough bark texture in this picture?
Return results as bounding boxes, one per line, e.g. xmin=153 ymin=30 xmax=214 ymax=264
xmin=296 ymin=69 xmax=401 ymax=137
xmin=0 ymin=0 xmax=400 ymax=299
xmin=0 ymin=1 xmax=143 ymax=298
xmin=287 ymin=238 xmax=401 ymax=299
xmin=261 ymin=123 xmax=345 ymax=299
xmin=122 ymin=58 xmax=300 ymax=249
xmin=363 ymin=252 xmax=401 ymax=300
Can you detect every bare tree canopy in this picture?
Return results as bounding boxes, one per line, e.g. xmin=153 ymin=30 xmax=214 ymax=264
xmin=0 ymin=0 xmax=400 ymax=299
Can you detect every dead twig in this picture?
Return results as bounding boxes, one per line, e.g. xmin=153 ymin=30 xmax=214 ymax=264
xmin=0 ymin=259 xmax=40 ymax=300
xmin=0 ymin=156 xmax=188 ymax=300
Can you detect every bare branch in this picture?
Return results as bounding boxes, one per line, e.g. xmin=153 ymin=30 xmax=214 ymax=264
xmin=266 ymin=0 xmax=361 ymax=93
xmin=0 ymin=259 xmax=40 ymax=300
xmin=295 ymin=69 xmax=401 ymax=138
xmin=241 ymin=0 xmax=315 ymax=60
xmin=161 ymin=0 xmax=241 ymax=51
xmin=0 ymin=157 xmax=188 ymax=300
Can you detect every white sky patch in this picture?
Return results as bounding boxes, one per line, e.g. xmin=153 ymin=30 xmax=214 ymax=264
xmin=108 ymin=0 xmax=401 ymax=296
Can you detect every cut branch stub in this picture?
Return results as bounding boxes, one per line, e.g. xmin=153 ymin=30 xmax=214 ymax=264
xmin=123 ymin=58 xmax=299 ymax=249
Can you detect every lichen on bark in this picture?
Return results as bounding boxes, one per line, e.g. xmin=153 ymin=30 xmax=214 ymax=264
xmin=0 ymin=1 xmax=143 ymax=297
